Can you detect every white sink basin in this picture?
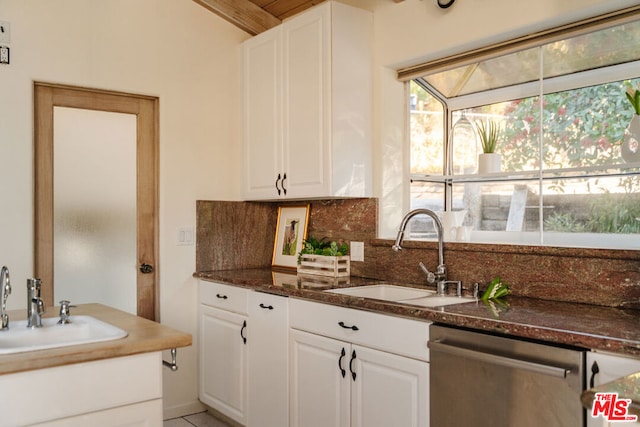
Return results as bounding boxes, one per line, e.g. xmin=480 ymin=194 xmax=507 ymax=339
xmin=398 ymin=295 xmax=476 ymax=307
xmin=326 ymin=284 xmax=435 ymax=301
xmin=0 ymin=316 xmax=128 ymax=355
xmin=326 ymin=284 xmax=476 ymax=307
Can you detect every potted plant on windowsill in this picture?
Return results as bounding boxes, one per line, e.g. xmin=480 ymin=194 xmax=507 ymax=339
xmin=622 ymin=84 xmax=640 ymax=163
xmin=475 ymin=119 xmax=502 ymax=174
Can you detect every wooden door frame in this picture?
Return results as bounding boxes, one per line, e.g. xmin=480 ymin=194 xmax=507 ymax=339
xmin=34 ymin=82 xmax=159 ymax=321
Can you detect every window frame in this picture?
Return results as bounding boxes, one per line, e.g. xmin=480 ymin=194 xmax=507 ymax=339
xmin=405 ymin=9 xmax=640 ymax=250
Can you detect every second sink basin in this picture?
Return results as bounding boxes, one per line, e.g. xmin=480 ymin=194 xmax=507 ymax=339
xmin=325 ymin=284 xmax=476 ymax=307
xmin=326 ymin=284 xmax=435 ymax=301
xmin=0 ymin=315 xmax=128 ymax=355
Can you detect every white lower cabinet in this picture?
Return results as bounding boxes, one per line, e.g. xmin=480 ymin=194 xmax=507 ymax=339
xmin=247 ymin=291 xmax=289 ymax=427
xmin=587 ymin=351 xmax=640 ymax=427
xmin=199 ymin=281 xmax=249 ymax=425
xmin=199 ymin=281 xmax=289 ymax=427
xmin=289 ymin=299 xmax=429 ymax=427
xmin=0 ymin=352 xmax=162 ymax=426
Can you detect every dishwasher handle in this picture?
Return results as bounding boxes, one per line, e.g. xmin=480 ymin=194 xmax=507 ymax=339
xmin=428 ymin=340 xmax=570 ymax=379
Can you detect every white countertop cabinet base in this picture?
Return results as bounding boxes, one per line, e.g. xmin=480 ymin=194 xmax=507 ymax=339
xmin=289 ymin=299 xmax=429 ymax=427
xmin=587 ymin=351 xmax=640 ymax=427
xmin=0 ymin=352 xmax=162 ymax=427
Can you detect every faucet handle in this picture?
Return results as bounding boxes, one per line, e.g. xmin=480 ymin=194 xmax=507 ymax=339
xmin=58 ymin=300 xmax=75 ymax=324
xmin=418 ymin=262 xmax=436 ymax=283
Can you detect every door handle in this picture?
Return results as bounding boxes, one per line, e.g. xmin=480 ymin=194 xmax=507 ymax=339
xmin=240 ymin=320 xmax=247 ymax=344
xmin=338 ymin=321 xmax=359 ymax=331
xmin=259 ymin=303 xmax=274 ymax=310
xmin=349 ymin=349 xmax=357 ymax=381
xmin=275 ymin=173 xmax=282 ymax=195
xmin=338 ymin=347 xmax=346 ymax=378
xmin=140 ymin=263 xmax=154 ymax=274
xmin=428 ymin=340 xmax=570 ymax=378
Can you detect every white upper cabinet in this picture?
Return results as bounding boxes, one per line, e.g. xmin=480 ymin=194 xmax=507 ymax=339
xmin=243 ymin=1 xmax=373 ymax=200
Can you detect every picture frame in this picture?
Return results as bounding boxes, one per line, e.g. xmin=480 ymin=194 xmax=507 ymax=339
xmin=272 ymin=204 xmax=310 ymax=269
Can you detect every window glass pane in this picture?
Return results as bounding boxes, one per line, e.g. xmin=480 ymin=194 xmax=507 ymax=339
xmin=410 ymin=81 xmax=444 ymax=175
xmin=451 ymin=181 xmax=540 ymax=235
xmin=543 ymin=175 xmax=640 ymax=235
xmin=409 ymin=181 xmax=445 ymax=239
xmin=542 ymin=78 xmax=640 ymax=169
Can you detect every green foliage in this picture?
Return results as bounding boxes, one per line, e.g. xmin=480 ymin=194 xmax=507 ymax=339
xmin=475 ymin=119 xmax=502 ymax=153
xmin=481 ymin=277 xmax=510 ymax=301
xmin=626 ymin=84 xmax=640 ymax=115
xmin=585 ymin=194 xmax=640 ymax=233
xmin=298 ymin=237 xmax=349 ymax=264
xmin=544 ymin=212 xmax=587 ymax=232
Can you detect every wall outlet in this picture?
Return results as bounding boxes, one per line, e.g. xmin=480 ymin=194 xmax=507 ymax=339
xmin=350 ymin=241 xmax=364 ymax=262
xmin=0 ymin=46 xmax=8 ymax=64
xmin=0 ymin=21 xmax=10 ymax=44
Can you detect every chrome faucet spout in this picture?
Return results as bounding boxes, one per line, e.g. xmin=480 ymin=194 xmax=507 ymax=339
xmin=392 ymin=209 xmax=448 ymax=294
xmin=1 ymin=266 xmax=11 ymax=330
xmin=27 ymin=278 xmax=45 ymax=328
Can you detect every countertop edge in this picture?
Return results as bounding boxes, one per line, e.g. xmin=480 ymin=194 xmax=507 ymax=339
xmin=0 ymin=303 xmax=192 ymax=375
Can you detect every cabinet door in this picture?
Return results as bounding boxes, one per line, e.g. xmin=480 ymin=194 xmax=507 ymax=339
xmin=290 ymin=329 xmax=350 ymax=427
xmin=243 ymin=26 xmax=283 ymax=200
xmin=586 ymin=352 xmax=640 ymax=427
xmin=282 ymin=4 xmax=330 ymax=198
xmin=351 ymin=345 xmax=429 ymax=427
xmin=248 ymin=292 xmax=289 ymax=427
xmin=199 ymin=304 xmax=248 ymax=425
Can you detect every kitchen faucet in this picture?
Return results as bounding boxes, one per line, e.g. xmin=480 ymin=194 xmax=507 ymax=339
xmin=392 ymin=208 xmax=448 ymax=295
xmin=1 ymin=266 xmax=11 ymax=330
xmin=27 ymin=278 xmax=45 ymax=328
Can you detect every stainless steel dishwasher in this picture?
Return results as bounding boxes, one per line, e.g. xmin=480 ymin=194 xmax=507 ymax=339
xmin=429 ymin=324 xmax=586 ymax=427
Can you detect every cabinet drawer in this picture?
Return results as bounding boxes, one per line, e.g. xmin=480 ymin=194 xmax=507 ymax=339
xmin=199 ymin=280 xmax=249 ymax=315
xmin=290 ymin=298 xmax=430 ymax=361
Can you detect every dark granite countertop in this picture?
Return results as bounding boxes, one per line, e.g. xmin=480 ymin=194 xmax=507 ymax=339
xmin=195 ymin=267 xmax=640 ymax=415
xmin=195 ymin=267 xmax=640 ymax=356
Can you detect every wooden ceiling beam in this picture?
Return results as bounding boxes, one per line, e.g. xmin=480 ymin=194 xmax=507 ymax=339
xmin=193 ymin=0 xmax=282 ymax=35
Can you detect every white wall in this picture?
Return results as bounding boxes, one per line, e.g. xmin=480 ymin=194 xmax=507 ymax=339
xmin=0 ymin=0 xmax=249 ymax=418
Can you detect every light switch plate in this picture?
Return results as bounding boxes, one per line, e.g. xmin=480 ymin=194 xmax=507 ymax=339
xmin=350 ymin=241 xmax=364 ymax=262
xmin=0 ymin=46 xmax=8 ymax=64
xmin=0 ymin=21 xmax=10 ymax=44
xmin=177 ymin=226 xmax=195 ymax=246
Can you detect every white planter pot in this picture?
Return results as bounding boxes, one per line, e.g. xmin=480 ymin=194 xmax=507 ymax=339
xmin=478 ymin=153 xmax=502 ymax=174
xmin=621 ymin=114 xmax=640 ymax=163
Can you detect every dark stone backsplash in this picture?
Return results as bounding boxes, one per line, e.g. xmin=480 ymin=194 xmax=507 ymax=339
xmin=196 ymin=198 xmax=640 ymax=309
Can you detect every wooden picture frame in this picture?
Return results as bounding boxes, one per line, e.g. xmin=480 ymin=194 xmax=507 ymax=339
xmin=272 ymin=204 xmax=310 ymax=269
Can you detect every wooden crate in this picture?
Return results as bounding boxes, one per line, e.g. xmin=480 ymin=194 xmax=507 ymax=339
xmin=297 ymin=254 xmax=350 ymax=277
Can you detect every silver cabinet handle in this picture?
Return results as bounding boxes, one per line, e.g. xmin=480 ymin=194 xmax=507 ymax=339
xmin=428 ymin=340 xmax=570 ymax=379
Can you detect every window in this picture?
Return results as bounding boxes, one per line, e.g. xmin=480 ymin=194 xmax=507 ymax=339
xmin=407 ymin=12 xmax=640 ymax=249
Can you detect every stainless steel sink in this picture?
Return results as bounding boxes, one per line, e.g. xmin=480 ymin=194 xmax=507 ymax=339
xmin=0 ymin=315 xmax=128 ymax=354
xmin=325 ymin=284 xmax=475 ymax=307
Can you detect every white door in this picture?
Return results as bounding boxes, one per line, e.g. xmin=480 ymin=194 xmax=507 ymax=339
xmin=199 ymin=304 xmax=248 ymax=425
xmin=243 ymin=27 xmax=283 ymax=199
xmin=247 ymin=292 xmax=289 ymax=427
xmin=351 ymin=345 xmax=429 ymax=427
xmin=586 ymin=352 xmax=640 ymax=427
xmin=282 ymin=4 xmax=330 ymax=198
xmin=290 ymin=329 xmax=350 ymax=427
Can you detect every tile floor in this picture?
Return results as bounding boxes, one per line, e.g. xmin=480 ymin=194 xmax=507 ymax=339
xmin=163 ymin=411 xmax=232 ymax=427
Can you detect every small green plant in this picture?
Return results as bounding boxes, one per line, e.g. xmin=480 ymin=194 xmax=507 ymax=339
xmin=481 ymin=277 xmax=510 ymax=301
xmin=626 ymin=84 xmax=640 ymax=115
xmin=298 ymin=237 xmax=349 ymax=264
xmin=475 ymin=119 xmax=501 ymax=154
